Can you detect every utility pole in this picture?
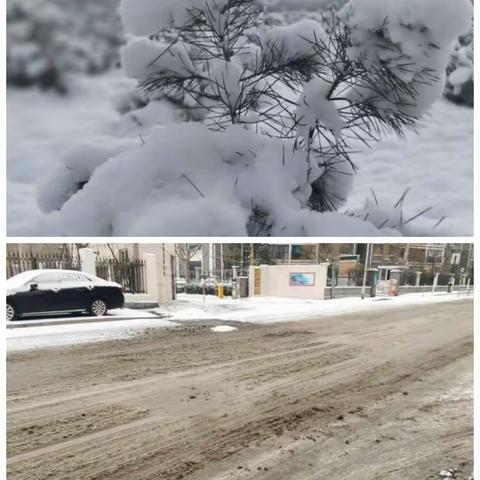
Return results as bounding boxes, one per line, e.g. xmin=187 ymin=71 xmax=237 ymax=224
xmin=331 ymin=262 xmax=336 ymax=299
xmin=361 ymin=243 xmax=372 ymax=300
xmin=209 ymin=243 xmax=214 ymax=279
xmin=220 ymin=243 xmax=224 ymax=283
xmin=240 ymin=243 xmax=244 ymax=274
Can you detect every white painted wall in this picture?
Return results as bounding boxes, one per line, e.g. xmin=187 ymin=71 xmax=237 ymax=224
xmin=249 ymin=264 xmax=329 ymax=300
xmin=144 ymin=253 xmax=158 ymax=300
xmin=138 ymin=244 xmax=175 ymax=304
xmin=79 ymin=248 xmax=96 ymax=275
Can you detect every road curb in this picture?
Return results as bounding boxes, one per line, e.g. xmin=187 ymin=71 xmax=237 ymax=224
xmin=7 ymin=313 xmax=171 ymax=329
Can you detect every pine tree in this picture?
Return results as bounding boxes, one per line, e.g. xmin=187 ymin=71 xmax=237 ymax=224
xmin=34 ymin=0 xmax=472 ymax=236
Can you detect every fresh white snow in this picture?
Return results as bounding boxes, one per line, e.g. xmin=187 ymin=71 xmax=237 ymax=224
xmin=7 ymin=72 xmax=473 ymax=236
xmin=345 ymin=99 xmax=473 ymax=236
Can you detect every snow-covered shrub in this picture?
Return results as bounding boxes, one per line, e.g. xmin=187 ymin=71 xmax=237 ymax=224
xmin=445 ymin=29 xmax=473 ymax=107
xmin=34 ymin=0 xmax=472 ymax=236
xmin=7 ymin=0 xmax=123 ymax=92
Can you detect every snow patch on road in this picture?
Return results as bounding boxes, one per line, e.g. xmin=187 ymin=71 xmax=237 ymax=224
xmin=211 ymin=325 xmax=238 ymax=333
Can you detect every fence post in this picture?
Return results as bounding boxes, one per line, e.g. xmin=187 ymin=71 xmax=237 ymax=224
xmin=143 ymin=253 xmax=158 ymax=301
xmin=79 ymin=248 xmax=96 ymax=275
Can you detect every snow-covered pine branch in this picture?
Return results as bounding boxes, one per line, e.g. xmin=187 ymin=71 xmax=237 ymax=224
xmin=33 ymin=0 xmax=472 ymax=236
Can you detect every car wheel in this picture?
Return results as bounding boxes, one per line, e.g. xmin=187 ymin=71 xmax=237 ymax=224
xmin=89 ymin=299 xmax=107 ymax=317
xmin=7 ymin=303 xmax=16 ymax=321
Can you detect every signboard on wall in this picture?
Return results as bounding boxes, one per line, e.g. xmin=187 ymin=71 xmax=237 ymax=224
xmin=289 ymin=273 xmax=315 ymax=286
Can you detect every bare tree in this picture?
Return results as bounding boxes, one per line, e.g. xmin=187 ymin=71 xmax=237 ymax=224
xmin=175 ymin=244 xmax=202 ymax=281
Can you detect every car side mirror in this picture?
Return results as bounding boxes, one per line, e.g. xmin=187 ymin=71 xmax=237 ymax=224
xmin=29 ymin=283 xmax=38 ymax=291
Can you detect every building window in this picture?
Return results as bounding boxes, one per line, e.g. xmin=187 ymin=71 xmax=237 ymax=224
xmin=451 ymin=253 xmax=461 ymax=265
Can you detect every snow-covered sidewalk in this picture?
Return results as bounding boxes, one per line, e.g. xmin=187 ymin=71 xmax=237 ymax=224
xmin=160 ymin=292 xmax=472 ymax=324
xmin=7 ymin=313 xmax=179 ymax=352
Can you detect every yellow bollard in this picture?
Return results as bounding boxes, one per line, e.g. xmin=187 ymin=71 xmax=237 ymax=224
xmin=217 ymin=284 xmax=224 ymax=299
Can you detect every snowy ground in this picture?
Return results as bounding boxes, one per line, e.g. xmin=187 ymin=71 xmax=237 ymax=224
xmin=345 ymin=99 xmax=473 ymax=236
xmin=7 ymin=316 xmax=179 ymax=352
xmin=161 ymin=291 xmax=473 ymax=323
xmin=7 ymin=291 xmax=471 ymax=351
xmin=7 ymin=72 xmax=473 ymax=236
xmin=7 ymin=73 xmax=140 ymax=234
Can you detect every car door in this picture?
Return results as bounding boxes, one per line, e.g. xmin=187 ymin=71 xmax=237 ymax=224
xmin=14 ymin=272 xmax=62 ymax=315
xmin=58 ymin=272 xmax=95 ymax=311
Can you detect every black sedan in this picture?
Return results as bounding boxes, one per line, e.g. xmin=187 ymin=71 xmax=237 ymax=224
xmin=6 ymin=270 xmax=124 ymax=321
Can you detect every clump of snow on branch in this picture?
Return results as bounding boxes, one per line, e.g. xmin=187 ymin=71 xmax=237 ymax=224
xmin=445 ymin=24 xmax=473 ymax=107
xmin=340 ymin=0 xmax=472 ymax=117
xmin=295 ymin=77 xmax=344 ymax=138
xmin=32 ymin=0 xmax=472 ymax=236
xmin=261 ymin=19 xmax=327 ymax=65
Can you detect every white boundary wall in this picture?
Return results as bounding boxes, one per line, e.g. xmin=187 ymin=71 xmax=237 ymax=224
xmin=79 ymin=245 xmax=175 ymax=305
xmin=249 ymin=264 xmax=329 ymax=300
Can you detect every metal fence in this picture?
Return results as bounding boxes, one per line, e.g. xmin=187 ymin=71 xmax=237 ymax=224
xmin=95 ymin=258 xmax=146 ymax=294
xmin=190 ymin=268 xmax=249 ymax=283
xmin=6 ymin=252 xmax=80 ymax=278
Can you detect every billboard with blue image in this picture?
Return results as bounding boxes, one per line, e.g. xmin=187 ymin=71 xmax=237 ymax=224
xmin=289 ymin=272 xmax=315 ymax=286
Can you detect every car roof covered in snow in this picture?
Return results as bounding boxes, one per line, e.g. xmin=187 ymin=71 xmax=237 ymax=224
xmin=6 ymin=269 xmax=98 ymax=289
